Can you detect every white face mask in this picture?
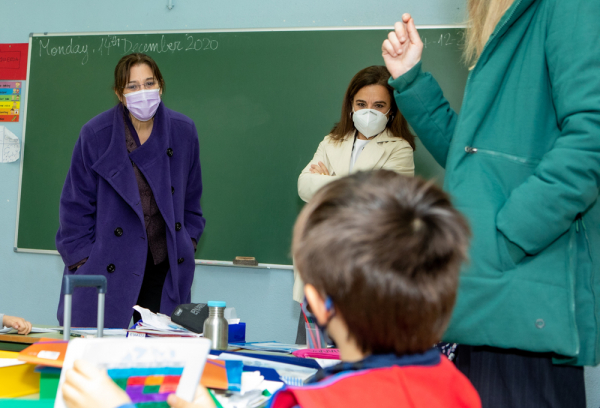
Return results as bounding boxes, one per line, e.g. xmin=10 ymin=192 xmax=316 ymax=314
xmin=352 ymin=109 xmax=390 ymax=138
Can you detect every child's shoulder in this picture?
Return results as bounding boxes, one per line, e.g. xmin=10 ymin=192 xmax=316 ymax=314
xmin=269 ymin=357 xmax=481 ymax=408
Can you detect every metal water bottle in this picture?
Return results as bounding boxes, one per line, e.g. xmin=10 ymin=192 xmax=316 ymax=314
xmin=203 ymin=301 xmax=228 ymax=350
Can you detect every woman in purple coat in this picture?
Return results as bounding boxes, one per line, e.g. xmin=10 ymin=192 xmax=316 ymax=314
xmin=56 ymin=53 xmax=205 ymax=328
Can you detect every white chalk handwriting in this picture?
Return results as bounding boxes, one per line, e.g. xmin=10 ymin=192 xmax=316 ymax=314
xmin=38 ymin=34 xmax=219 ymax=65
xmin=420 ymin=31 xmax=466 ymax=49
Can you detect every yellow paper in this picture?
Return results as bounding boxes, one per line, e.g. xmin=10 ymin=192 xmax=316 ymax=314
xmin=0 ymin=351 xmax=40 ymax=398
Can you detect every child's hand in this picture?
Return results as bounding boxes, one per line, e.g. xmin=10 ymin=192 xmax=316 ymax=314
xmin=167 ymin=386 xmax=216 ymax=408
xmin=2 ymin=315 xmax=32 ymax=335
xmin=62 ymin=360 xmax=132 ymax=408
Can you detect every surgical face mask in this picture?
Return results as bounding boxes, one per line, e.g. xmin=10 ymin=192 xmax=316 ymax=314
xmin=352 ymin=108 xmax=390 ymax=138
xmin=124 ymin=89 xmax=161 ymax=122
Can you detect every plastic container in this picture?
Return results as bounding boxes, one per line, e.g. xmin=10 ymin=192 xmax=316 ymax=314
xmin=305 ymin=322 xmax=330 ymax=349
xmin=203 ymin=301 xmax=228 ymax=350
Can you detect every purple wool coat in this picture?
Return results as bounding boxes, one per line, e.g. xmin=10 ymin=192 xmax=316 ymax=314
xmin=56 ymin=102 xmax=205 ymax=328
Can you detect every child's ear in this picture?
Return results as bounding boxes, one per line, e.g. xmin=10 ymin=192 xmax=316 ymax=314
xmin=304 ymin=284 xmax=329 ymax=326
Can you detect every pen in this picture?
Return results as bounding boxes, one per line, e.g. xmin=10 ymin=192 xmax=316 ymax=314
xmin=207 ymin=389 xmax=224 ymax=408
xmin=58 ymin=330 xmax=82 ymax=338
xmin=300 ymin=303 xmax=318 ymax=349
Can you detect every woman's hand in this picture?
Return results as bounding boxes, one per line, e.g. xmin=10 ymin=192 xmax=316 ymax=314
xmin=167 ymin=386 xmax=216 ymax=408
xmin=62 ymin=360 xmax=132 ymax=408
xmin=309 ymin=161 xmax=330 ymax=176
xmin=2 ymin=315 xmax=32 ymax=335
xmin=382 ymin=14 xmax=424 ymax=79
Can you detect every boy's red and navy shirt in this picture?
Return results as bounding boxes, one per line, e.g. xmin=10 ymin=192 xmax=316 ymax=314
xmin=268 ymin=348 xmax=481 ymax=408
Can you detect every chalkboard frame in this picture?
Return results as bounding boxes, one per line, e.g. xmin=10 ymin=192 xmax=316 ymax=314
xmin=14 ymin=25 xmax=466 ymax=269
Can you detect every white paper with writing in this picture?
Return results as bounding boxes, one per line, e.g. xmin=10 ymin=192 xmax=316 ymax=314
xmin=0 ymin=126 xmax=19 ymax=163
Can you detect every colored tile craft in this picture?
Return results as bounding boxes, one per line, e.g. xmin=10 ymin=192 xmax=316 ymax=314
xmin=107 ymin=367 xmax=183 ymax=404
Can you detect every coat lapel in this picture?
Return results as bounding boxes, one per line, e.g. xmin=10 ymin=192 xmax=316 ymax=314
xmin=474 ymin=0 xmax=538 ymax=69
xmin=327 ymin=132 xmax=355 ymax=177
xmin=353 ymin=131 xmax=391 ymax=172
xmin=128 ymin=102 xmax=176 ymax=234
xmin=91 ymin=103 xmax=175 ymax=235
xmin=92 ymin=105 xmax=144 ymax=221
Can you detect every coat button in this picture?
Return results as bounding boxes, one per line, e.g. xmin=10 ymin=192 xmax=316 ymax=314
xmin=171 ymin=186 xmax=175 ymax=194
xmin=114 ymin=227 xmax=123 ymax=237
xmin=107 ymin=264 xmax=116 ymax=273
xmin=465 ymin=146 xmax=478 ymax=154
xmin=175 ymin=222 xmax=182 ymax=231
xmin=167 ymin=148 xmax=174 ymax=157
xmin=535 ymin=319 xmax=545 ymax=329
xmin=178 ymin=258 xmax=184 ymax=264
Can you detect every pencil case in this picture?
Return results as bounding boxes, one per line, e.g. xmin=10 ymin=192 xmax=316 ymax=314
xmin=292 ymin=348 xmax=340 ymax=360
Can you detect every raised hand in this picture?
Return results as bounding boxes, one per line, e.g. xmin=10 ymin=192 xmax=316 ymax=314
xmin=382 ymin=14 xmax=424 ymax=79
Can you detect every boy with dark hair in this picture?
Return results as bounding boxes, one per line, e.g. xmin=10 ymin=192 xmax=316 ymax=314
xmin=61 ymin=170 xmax=480 ymax=408
xmin=269 ymin=170 xmax=480 ymax=407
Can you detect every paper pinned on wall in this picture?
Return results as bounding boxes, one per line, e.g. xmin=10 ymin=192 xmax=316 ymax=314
xmin=0 ymin=81 xmax=22 ymax=122
xmin=0 ymin=125 xmax=19 ymax=163
xmin=0 ymin=44 xmax=28 ymax=80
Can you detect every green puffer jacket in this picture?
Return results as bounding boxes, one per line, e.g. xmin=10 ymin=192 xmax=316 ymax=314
xmin=391 ymin=0 xmax=600 ymax=366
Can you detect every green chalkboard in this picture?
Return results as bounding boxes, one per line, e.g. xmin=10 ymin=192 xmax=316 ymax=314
xmin=17 ymin=28 xmax=467 ymax=265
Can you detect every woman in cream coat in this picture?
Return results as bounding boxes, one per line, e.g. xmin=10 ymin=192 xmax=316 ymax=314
xmin=294 ymin=65 xmax=415 ymax=342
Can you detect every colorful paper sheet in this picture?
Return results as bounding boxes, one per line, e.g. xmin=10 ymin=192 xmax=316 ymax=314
xmin=0 ymin=44 xmax=28 ymax=80
xmin=0 ymin=81 xmax=22 ymax=122
xmin=0 ymin=125 xmax=20 ymax=162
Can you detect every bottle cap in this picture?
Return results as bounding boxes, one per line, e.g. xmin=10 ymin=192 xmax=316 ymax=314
xmin=207 ymin=301 xmax=226 ymax=308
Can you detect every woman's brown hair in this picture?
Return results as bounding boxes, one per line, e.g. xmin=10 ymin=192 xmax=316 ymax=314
xmin=113 ymin=53 xmax=166 ymax=99
xmin=330 ymin=65 xmax=415 ymax=150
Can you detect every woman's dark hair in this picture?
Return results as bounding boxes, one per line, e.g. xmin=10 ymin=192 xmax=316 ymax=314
xmin=330 ymin=65 xmax=415 ymax=150
xmin=113 ymin=53 xmax=165 ymax=99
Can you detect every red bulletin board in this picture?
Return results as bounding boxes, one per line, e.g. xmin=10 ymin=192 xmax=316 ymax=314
xmin=0 ymin=43 xmax=28 ymax=80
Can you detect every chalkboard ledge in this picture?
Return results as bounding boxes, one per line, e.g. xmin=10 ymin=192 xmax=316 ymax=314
xmin=12 ymin=248 xmax=294 ymax=270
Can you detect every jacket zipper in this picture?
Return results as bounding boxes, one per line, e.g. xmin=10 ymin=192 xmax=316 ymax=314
xmin=464 ymin=146 xmax=539 ymax=165
xmin=581 ymin=217 xmax=600 ymax=362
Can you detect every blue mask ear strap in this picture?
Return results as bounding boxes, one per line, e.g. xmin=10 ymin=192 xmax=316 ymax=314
xmin=302 ymin=295 xmax=335 ymax=317
xmin=324 ymin=296 xmax=334 ymax=313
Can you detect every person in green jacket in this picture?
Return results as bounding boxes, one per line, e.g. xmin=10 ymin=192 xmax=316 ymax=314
xmin=382 ymin=0 xmax=600 ymax=406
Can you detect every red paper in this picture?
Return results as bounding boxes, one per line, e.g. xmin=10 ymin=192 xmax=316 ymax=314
xmin=0 ymin=44 xmax=28 ymax=80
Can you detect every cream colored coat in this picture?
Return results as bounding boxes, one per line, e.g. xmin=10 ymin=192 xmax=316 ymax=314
xmin=293 ymin=129 xmax=414 ymax=302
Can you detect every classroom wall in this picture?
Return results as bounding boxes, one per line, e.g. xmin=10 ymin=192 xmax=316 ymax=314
xmin=1 ymin=1 xmax=598 ymax=406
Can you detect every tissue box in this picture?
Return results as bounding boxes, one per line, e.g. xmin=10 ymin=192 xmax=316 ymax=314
xmin=228 ymin=322 xmax=246 ymax=343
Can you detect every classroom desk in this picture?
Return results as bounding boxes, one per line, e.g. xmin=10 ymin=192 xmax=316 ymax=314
xmin=0 ymin=329 xmax=70 ymax=352
xmin=2 ymin=327 xmax=312 ymax=406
